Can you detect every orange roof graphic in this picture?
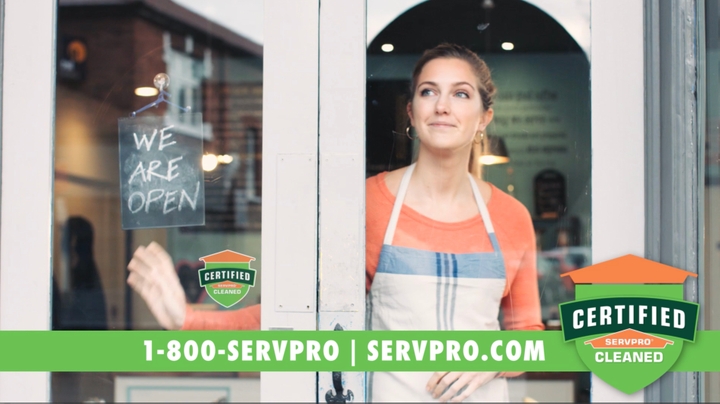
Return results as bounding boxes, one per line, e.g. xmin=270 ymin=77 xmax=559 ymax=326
xmin=200 ymin=250 xmax=255 ymax=263
xmin=561 ymin=255 xmax=696 ymax=284
xmin=584 ymin=329 xmax=674 ymax=349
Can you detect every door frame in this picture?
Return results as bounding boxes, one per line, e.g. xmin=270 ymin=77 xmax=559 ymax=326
xmin=590 ymin=0 xmax=645 ymax=400
xmin=0 ymin=0 xmax=56 ymax=401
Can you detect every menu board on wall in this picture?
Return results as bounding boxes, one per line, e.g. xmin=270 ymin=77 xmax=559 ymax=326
xmin=118 ymin=115 xmax=205 ymax=229
xmin=534 ymin=169 xmax=566 ymax=218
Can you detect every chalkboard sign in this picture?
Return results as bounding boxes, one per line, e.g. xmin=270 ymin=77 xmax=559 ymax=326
xmin=533 ymin=169 xmax=566 ymax=219
xmin=118 ymin=115 xmax=205 ymax=229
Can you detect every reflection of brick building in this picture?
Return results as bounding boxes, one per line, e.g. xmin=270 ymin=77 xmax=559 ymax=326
xmin=54 ymin=1 xmax=264 ymax=400
xmin=56 ymin=0 xmax=264 ymax=238
xmin=55 ymin=0 xmax=263 ymax=332
xmin=202 ymin=82 xmax=263 ymax=231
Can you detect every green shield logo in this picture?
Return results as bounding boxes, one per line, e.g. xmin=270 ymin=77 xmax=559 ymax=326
xmin=198 ymin=250 xmax=257 ymax=308
xmin=559 ymin=255 xmax=698 ymax=394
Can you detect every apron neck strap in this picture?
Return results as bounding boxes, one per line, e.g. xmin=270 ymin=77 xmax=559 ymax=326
xmin=382 ymin=164 xmax=498 ymax=247
xmin=383 ymin=163 xmax=416 ymax=245
xmin=467 ymin=172 xmax=495 ymax=234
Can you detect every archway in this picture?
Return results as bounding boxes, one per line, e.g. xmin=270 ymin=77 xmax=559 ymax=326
xmin=365 ymin=1 xmax=591 ymax=401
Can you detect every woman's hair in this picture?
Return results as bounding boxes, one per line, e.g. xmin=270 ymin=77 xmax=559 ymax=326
xmin=410 ymin=43 xmax=497 ymax=111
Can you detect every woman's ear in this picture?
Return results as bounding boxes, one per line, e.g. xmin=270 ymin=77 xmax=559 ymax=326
xmin=480 ymin=107 xmax=494 ymax=131
xmin=406 ymin=102 xmax=414 ymax=127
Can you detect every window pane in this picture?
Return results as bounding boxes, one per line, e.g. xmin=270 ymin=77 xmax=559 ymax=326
xmin=366 ymin=0 xmax=590 ymax=401
xmin=52 ymin=0 xmax=263 ymax=401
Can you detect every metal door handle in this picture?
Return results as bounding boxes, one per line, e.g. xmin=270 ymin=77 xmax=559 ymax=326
xmin=325 ymin=324 xmax=354 ymax=403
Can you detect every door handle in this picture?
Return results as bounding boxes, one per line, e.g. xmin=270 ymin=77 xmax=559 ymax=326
xmin=325 ymin=323 xmax=354 ymax=403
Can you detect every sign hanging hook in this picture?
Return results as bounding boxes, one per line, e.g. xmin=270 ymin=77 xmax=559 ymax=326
xmin=131 ymin=73 xmax=192 ymax=117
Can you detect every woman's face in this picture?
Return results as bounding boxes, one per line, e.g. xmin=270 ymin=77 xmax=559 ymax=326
xmin=408 ymin=57 xmax=493 ymax=153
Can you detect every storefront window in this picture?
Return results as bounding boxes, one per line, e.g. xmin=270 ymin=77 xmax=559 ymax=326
xmin=366 ymin=0 xmax=590 ymax=401
xmin=51 ymin=0 xmax=262 ymax=401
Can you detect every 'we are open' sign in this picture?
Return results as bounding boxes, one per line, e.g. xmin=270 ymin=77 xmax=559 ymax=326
xmin=118 ymin=115 xmax=205 ymax=229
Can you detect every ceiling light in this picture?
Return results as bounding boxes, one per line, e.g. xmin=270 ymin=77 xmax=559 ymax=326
xmin=381 ymin=43 xmax=394 ymax=53
xmin=479 ymin=155 xmax=510 ymax=165
xmin=217 ymin=154 xmax=234 ymax=164
xmin=202 ymin=154 xmax=218 ymax=171
xmin=135 ymin=87 xmax=159 ymax=97
xmin=501 ymin=42 xmax=514 ymax=51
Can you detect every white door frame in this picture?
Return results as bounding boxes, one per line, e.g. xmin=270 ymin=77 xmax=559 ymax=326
xmin=317 ymin=0 xmax=367 ymax=401
xmin=260 ymin=0 xmax=320 ymax=401
xmin=0 ymin=0 xmax=56 ymax=401
xmin=261 ymin=1 xmax=368 ymax=401
xmin=590 ymin=0 xmax=645 ymax=402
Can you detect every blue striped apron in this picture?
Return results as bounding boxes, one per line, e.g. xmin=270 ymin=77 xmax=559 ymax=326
xmin=369 ymin=163 xmax=509 ymax=402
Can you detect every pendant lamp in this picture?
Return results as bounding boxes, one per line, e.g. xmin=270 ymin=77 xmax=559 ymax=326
xmin=479 ymin=134 xmax=510 ymax=165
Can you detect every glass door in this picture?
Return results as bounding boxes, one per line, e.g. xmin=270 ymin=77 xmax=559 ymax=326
xmin=51 ymin=0 xmax=267 ymax=401
xmin=0 ymin=0 xmax=323 ymax=401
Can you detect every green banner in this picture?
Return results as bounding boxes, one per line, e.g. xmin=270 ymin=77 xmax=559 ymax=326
xmin=0 ymin=330 xmax=719 ymax=372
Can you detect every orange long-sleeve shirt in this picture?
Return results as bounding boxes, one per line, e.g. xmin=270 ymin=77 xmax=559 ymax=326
xmin=183 ymin=172 xmax=543 ymax=331
xmin=366 ymin=172 xmax=543 ymax=331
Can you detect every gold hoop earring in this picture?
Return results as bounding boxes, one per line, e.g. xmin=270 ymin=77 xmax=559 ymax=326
xmin=406 ymin=126 xmax=417 ymax=140
xmin=474 ymin=130 xmax=485 ymax=144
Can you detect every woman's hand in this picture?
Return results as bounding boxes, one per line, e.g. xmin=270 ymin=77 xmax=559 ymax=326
xmin=426 ymin=372 xmax=498 ymax=402
xmin=127 ymin=242 xmax=187 ymax=330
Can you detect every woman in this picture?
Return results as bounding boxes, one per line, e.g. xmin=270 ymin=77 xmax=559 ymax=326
xmin=127 ymin=43 xmax=542 ymax=402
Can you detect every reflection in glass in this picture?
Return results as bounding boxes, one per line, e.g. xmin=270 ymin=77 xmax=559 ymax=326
xmin=367 ymin=0 xmax=590 ymax=401
xmin=52 ymin=0 xmax=263 ymax=401
xmin=54 ymin=217 xmax=108 ymax=331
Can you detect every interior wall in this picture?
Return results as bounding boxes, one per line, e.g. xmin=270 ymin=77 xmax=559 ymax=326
xmin=482 ymin=53 xmax=591 ymax=246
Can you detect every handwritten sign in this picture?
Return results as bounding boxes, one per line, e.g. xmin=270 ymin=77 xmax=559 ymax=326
xmin=118 ymin=115 xmax=205 ymax=229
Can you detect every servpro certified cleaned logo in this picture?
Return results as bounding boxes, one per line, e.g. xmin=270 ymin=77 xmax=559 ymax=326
xmin=558 ymin=255 xmax=698 ymax=394
xmin=198 ymin=250 xmax=257 ymax=308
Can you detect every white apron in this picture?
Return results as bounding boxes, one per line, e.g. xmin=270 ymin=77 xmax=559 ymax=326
xmin=369 ymin=163 xmax=508 ymax=402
